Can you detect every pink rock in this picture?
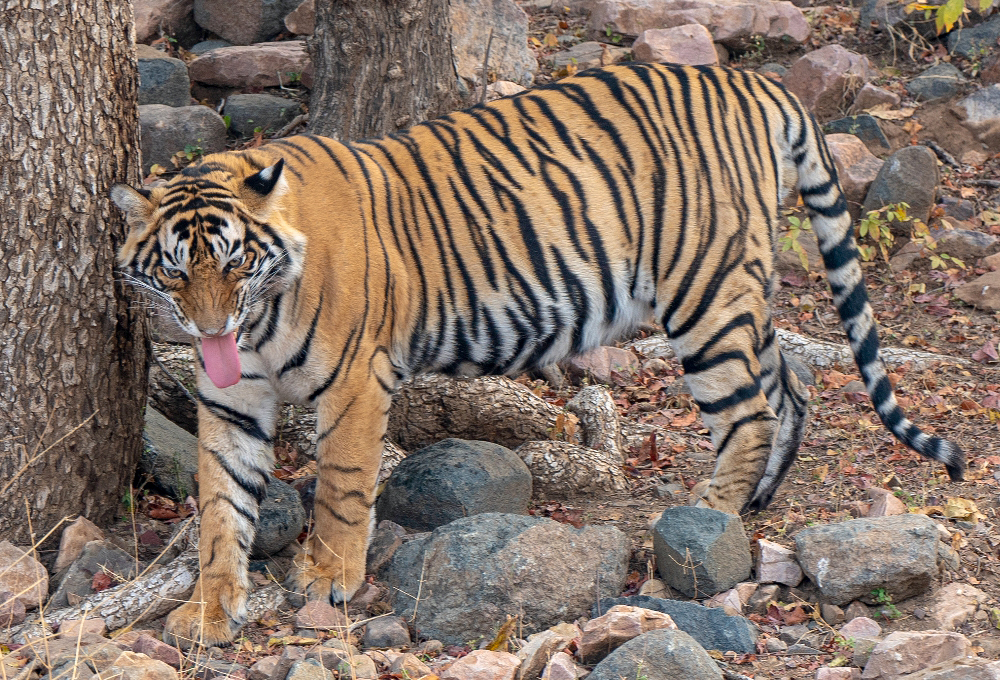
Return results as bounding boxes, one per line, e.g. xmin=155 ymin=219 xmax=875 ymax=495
xmin=984 ymin=251 xmax=1000 ymax=271
xmin=132 ymin=634 xmax=183 ymax=668
xmin=865 ymin=489 xmax=907 ymax=518
xmin=0 ymin=541 xmax=48 ymax=611
xmin=579 ymin=605 xmax=677 ymax=663
xmin=588 ymin=0 xmax=810 ymax=45
xmin=824 ymin=134 xmax=884 ymax=220
xmin=930 ymin=583 xmax=988 ymax=631
xmin=106 ymin=651 xmax=178 ymax=680
xmin=55 ymin=517 xmax=106 ymax=573
xmin=0 ymin=590 xmax=26 ymax=627
xmin=782 ymin=45 xmax=876 ymax=121
xmin=441 ymin=650 xmax=521 ymax=680
xmin=955 ymin=271 xmax=1000 ymax=312
xmin=248 ymin=656 xmax=280 ymax=680
xmin=134 ymin=0 xmax=197 ymax=45
xmin=633 ymin=25 xmax=718 ymax=66
xmin=817 ymin=668 xmax=860 ymax=679
xmin=295 ymin=600 xmax=350 ymax=630
xmin=850 ymin=83 xmax=901 ymax=113
xmin=757 ymin=539 xmax=803 ymax=587
xmin=284 ymin=0 xmax=314 ymax=35
xmin=541 ymin=651 xmax=581 ymax=680
xmin=516 ymin=628 xmax=575 ymax=680
xmin=564 ymin=346 xmax=638 ymax=385
xmin=840 ymin=616 xmax=882 ymax=639
xmin=705 ymin=588 xmax=742 ymax=615
xmin=59 ymin=617 xmax=108 ymax=638
xmin=187 ymin=42 xmax=314 ymax=89
xmin=861 ymin=631 xmax=971 ymax=679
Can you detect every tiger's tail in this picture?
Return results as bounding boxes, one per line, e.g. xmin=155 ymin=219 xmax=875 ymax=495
xmin=790 ymin=113 xmax=965 ymax=481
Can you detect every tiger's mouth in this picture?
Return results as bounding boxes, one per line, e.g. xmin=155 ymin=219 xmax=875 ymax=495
xmin=202 ymin=332 xmax=241 ymax=388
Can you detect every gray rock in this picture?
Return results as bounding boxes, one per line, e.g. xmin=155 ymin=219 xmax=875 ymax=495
xmin=194 ymin=0 xmax=301 ymax=45
xmin=939 ymin=196 xmax=976 ymax=220
xmin=652 ymin=507 xmax=752 ymax=598
xmin=386 ymin=513 xmax=628 ymax=644
xmin=285 ymin=658 xmax=331 ymax=680
xmin=758 ymin=62 xmax=787 ymax=78
xmin=362 ymin=616 xmax=410 ymax=648
xmin=222 ymin=94 xmax=303 ymax=137
xmin=252 ymin=475 xmax=306 ymax=558
xmin=451 ymin=0 xmax=537 ymax=85
xmin=953 ymin=84 xmax=1000 ymax=151
xmin=747 ymin=584 xmax=780 ymax=614
xmin=928 ymin=227 xmax=998 ymax=262
xmin=587 ymin=629 xmax=723 ymax=680
xmin=189 ymin=39 xmax=231 ymax=55
xmin=948 ymin=15 xmax=1000 ymax=57
xmin=594 ymin=596 xmax=759 ymax=653
xmin=139 ymin=104 xmax=227 ymax=175
xmin=552 ymin=41 xmax=629 ymax=70
xmin=376 ymin=438 xmax=532 ymax=531
xmin=906 ymin=63 xmax=966 ymax=101
xmin=794 ymin=514 xmax=939 ymax=606
xmin=765 ymin=637 xmax=787 ymax=653
xmin=824 ymin=115 xmax=889 ymax=150
xmin=141 ymin=407 xmax=198 ymax=500
xmin=137 ymin=45 xmax=191 ymax=107
xmin=51 ymin=540 xmax=138 ymax=609
xmin=366 ymin=520 xmax=406 ymax=576
xmin=862 ymin=145 xmax=939 ymax=226
xmin=860 ymin=0 xmax=937 ymax=36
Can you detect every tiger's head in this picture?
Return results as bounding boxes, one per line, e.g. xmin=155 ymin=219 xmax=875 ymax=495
xmin=112 ymin=155 xmax=306 ymax=340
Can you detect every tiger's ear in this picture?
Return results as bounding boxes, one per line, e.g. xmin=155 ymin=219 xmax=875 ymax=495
xmin=242 ymin=160 xmax=287 ymax=217
xmin=110 ymin=184 xmax=154 ymax=231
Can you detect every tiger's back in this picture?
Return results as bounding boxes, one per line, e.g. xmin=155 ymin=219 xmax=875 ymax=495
xmin=113 ymin=63 xmax=963 ymax=649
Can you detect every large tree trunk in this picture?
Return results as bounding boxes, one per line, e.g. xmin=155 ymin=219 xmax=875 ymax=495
xmin=0 ymin=0 xmax=149 ymax=543
xmin=307 ymin=0 xmax=462 ymax=139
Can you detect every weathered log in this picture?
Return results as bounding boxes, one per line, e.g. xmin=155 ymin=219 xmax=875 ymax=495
xmin=565 ymin=386 xmax=622 ymax=462
xmin=628 ymin=329 xmax=965 ymax=371
xmin=516 ymin=441 xmax=628 ymax=498
xmin=387 ymin=375 xmax=563 ymax=451
xmin=149 ymin=357 xmax=197 ymax=436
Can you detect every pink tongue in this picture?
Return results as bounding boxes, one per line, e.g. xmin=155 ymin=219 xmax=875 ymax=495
xmin=202 ymin=333 xmax=241 ymax=388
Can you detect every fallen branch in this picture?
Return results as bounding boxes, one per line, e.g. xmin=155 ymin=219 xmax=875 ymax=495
xmin=628 ymin=329 xmax=966 ymax=371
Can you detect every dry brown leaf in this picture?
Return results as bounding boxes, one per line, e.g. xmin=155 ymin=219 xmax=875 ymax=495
xmin=868 ymin=107 xmax=916 ymax=120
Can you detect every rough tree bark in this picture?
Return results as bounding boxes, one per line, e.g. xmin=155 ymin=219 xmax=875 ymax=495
xmin=0 ymin=0 xmax=149 ymax=542
xmin=307 ymin=0 xmax=462 ymax=139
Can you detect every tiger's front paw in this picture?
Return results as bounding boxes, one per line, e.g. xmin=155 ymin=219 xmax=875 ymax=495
xmin=163 ymin=598 xmax=243 ymax=650
xmin=286 ymin=552 xmax=365 ymax=607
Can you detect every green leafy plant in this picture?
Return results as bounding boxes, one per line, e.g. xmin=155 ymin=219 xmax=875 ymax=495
xmin=182 ymin=142 xmax=203 ymax=162
xmin=909 ymin=219 xmax=966 ymax=270
xmin=857 ymin=203 xmax=907 ymax=262
xmin=905 ymin=0 xmax=992 ymax=34
xmin=780 ymin=214 xmax=813 ymax=271
xmin=871 ymin=587 xmax=902 ymax=619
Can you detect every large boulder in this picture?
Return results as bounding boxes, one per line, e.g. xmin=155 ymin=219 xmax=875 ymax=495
xmin=794 ymin=514 xmax=939 ymax=605
xmin=587 ymin=629 xmax=724 ymax=679
xmin=862 ymin=145 xmax=939 ymax=227
xmin=222 ymin=94 xmax=304 ymax=137
xmin=633 ymin=25 xmax=718 ymax=65
xmin=137 ymin=45 xmax=191 ymax=108
xmin=0 ymin=541 xmax=47 ymax=611
xmin=187 ymin=42 xmax=313 ymax=89
xmin=782 ymin=45 xmax=876 ymax=121
xmin=953 ymin=84 xmax=1000 ymax=152
xmin=134 ymin=0 xmax=201 ymax=47
xmin=652 ymin=507 xmax=752 ymax=598
xmin=386 ymin=513 xmax=629 ymax=643
xmin=193 ymin=0 xmax=301 ymax=44
xmin=587 ymin=0 xmax=810 ymax=45
xmin=139 ymin=104 xmax=228 ymax=175
xmin=451 ymin=0 xmax=537 ymax=86
xmin=376 ymin=438 xmax=532 ymax=531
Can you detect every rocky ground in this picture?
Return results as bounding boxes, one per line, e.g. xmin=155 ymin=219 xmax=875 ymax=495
xmin=4 ymin=0 xmax=1000 ymax=679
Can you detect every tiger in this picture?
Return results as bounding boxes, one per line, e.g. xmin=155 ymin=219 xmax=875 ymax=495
xmin=111 ymin=62 xmax=965 ymax=648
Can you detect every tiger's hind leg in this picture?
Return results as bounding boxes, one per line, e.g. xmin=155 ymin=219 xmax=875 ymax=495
xmin=744 ymin=324 xmax=810 ymax=512
xmin=668 ymin=306 xmax=778 ymax=515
